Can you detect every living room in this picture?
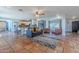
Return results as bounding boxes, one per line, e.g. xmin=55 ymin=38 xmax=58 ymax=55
xmin=0 ymin=6 xmax=79 ymax=52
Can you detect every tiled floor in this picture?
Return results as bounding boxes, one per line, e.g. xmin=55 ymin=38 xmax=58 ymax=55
xmin=0 ymin=32 xmax=79 ymax=53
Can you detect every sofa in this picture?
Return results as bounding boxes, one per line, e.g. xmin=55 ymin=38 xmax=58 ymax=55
xmin=52 ymin=28 xmax=62 ymax=35
xmin=26 ymin=29 xmax=42 ymax=38
xmin=44 ymin=28 xmax=50 ymax=33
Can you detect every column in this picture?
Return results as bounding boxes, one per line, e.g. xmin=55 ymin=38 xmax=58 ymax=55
xmin=36 ymin=18 xmax=40 ymax=27
xmin=46 ymin=20 xmax=48 ymax=28
xmin=61 ymin=16 xmax=66 ymax=36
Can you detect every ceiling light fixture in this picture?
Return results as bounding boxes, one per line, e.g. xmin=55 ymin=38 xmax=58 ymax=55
xmin=71 ymin=16 xmax=76 ymax=19
xmin=35 ymin=9 xmax=45 ymax=17
xmin=56 ymin=14 xmax=62 ymax=19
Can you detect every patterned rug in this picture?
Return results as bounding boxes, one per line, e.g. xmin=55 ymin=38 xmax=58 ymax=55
xmin=32 ymin=34 xmax=61 ymax=48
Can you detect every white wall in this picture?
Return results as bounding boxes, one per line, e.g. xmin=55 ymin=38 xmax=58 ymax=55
xmin=65 ymin=20 xmax=72 ymax=32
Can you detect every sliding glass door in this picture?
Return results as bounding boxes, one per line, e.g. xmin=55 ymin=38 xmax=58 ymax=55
xmin=38 ymin=20 xmax=46 ymax=30
xmin=49 ymin=20 xmax=62 ymax=35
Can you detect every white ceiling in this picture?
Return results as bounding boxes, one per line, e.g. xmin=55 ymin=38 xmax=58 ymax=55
xmin=0 ymin=6 xmax=79 ymax=20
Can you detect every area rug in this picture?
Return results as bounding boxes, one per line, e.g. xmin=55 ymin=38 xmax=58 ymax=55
xmin=32 ymin=34 xmax=60 ymax=48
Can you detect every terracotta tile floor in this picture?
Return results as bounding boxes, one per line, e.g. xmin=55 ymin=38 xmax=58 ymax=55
xmin=0 ymin=32 xmax=79 ymax=53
